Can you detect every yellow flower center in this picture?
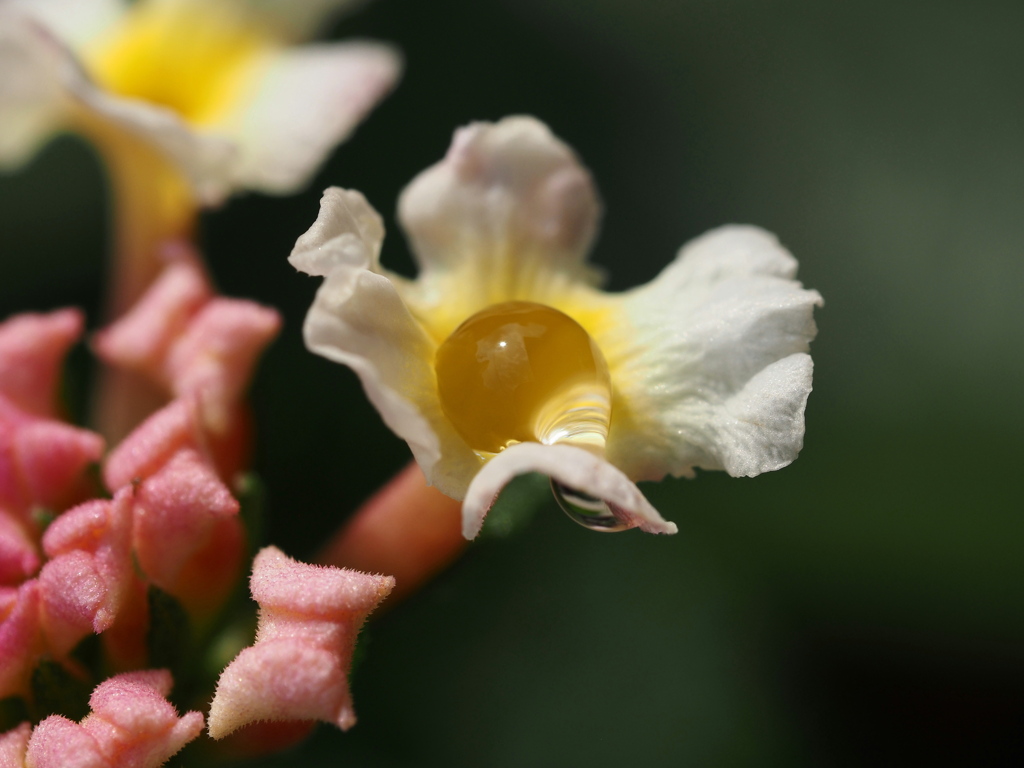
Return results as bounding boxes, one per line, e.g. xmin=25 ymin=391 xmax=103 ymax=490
xmin=435 ymin=301 xmax=612 ymax=458
xmin=84 ymin=2 xmax=273 ymax=125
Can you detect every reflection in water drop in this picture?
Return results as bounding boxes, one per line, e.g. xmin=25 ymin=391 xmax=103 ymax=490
xmin=435 ymin=301 xmax=612 ymax=458
xmin=551 ymin=480 xmax=632 ymax=532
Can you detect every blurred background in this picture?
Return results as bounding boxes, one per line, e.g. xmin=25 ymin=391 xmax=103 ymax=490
xmin=1 ymin=0 xmax=1021 ymax=765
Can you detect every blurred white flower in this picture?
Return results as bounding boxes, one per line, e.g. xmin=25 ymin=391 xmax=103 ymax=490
xmin=290 ymin=116 xmax=823 ymax=538
xmin=0 ymin=0 xmax=401 ymax=204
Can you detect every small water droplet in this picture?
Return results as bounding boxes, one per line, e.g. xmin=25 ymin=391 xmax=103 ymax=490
xmin=551 ymin=480 xmax=632 ymax=532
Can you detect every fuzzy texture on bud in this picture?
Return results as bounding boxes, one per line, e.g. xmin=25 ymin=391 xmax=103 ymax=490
xmin=131 ymin=449 xmax=242 ymax=618
xmin=37 ymin=490 xmax=134 ymax=657
xmin=0 ymin=722 xmax=31 ymax=767
xmin=0 ymin=581 xmax=43 ymax=700
xmin=25 ymin=670 xmax=203 ymax=768
xmin=207 ymin=547 xmax=394 ymax=739
xmin=102 ymin=398 xmax=206 ymax=492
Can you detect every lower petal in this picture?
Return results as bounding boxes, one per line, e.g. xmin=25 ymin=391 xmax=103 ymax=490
xmin=462 ymin=442 xmax=677 ymax=539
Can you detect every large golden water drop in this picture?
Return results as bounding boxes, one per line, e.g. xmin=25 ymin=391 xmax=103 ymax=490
xmin=435 ymin=301 xmax=612 ymax=458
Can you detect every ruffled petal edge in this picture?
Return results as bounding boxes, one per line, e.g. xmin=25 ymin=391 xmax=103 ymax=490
xmin=290 ymin=188 xmax=483 ymax=499
xmin=603 ymin=224 xmax=823 ymax=481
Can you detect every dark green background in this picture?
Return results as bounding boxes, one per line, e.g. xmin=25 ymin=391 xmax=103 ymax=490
xmin=1 ymin=0 xmax=1021 ymax=765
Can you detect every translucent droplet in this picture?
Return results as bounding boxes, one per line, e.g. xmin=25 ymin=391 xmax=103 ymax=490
xmin=551 ymin=480 xmax=632 ymax=532
xmin=435 ymin=301 xmax=612 ymax=458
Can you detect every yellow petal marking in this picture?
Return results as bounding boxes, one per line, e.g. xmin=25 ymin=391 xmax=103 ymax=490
xmin=83 ymin=1 xmax=275 ymax=126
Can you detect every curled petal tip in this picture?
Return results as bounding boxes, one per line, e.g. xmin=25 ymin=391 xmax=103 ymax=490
xmin=462 ymin=442 xmax=676 ymax=539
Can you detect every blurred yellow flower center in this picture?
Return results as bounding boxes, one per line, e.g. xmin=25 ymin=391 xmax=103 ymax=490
xmin=85 ymin=2 xmax=272 ymax=125
xmin=435 ymin=301 xmax=612 ymax=458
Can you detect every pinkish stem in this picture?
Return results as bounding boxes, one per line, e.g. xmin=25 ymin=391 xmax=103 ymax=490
xmin=79 ymin=118 xmax=198 ymax=443
xmin=318 ymin=462 xmax=466 ymax=605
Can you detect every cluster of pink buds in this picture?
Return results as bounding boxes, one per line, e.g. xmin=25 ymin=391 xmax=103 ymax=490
xmin=0 ymin=255 xmax=395 ymax=765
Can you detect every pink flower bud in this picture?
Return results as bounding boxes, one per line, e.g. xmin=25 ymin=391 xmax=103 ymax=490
xmin=37 ymin=491 xmax=134 ymax=657
xmin=0 ymin=513 xmax=40 ymax=586
xmin=318 ymin=461 xmax=464 ymax=604
xmin=10 ymin=422 xmax=105 ymax=515
xmin=0 ymin=722 xmax=31 ymax=768
xmin=0 ymin=581 xmax=43 ymax=700
xmin=207 ymin=547 xmax=394 ymax=739
xmin=0 ymin=396 xmax=104 ymax=518
xmin=102 ymin=399 xmax=205 ymax=492
xmin=166 ymin=300 xmax=281 ymax=434
xmin=93 ymin=253 xmax=280 ymax=438
xmin=25 ymin=670 xmax=203 ymax=768
xmin=24 ymin=716 xmax=100 ymax=768
xmin=131 ymin=450 xmax=242 ymax=618
xmin=0 ymin=309 xmax=83 ymax=418
xmin=93 ymin=254 xmax=212 ymax=381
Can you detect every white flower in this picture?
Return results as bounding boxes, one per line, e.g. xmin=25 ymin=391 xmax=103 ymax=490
xmin=289 ymin=116 xmax=823 ymax=538
xmin=0 ymin=0 xmax=401 ymax=204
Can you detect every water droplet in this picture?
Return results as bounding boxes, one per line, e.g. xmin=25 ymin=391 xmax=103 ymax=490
xmin=435 ymin=301 xmax=612 ymax=458
xmin=551 ymin=479 xmax=632 ymax=532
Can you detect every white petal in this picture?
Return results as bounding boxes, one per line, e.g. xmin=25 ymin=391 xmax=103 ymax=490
xmin=0 ymin=11 xmax=72 ymax=168
xmin=462 ymin=442 xmax=678 ymax=540
xmin=288 ymin=187 xmax=384 ymax=276
xmin=2 ymin=0 xmax=124 ymax=48
xmin=395 ymin=117 xmax=603 ymax=338
xmin=222 ymin=42 xmax=401 ymax=195
xmin=712 ymin=352 xmax=815 ymax=476
xmin=74 ymin=84 xmax=238 ymax=205
xmin=0 ymin=8 xmax=237 ymax=201
xmin=290 ymin=188 xmax=482 ymax=499
xmin=603 ymin=225 xmax=823 ymax=480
